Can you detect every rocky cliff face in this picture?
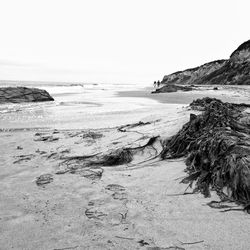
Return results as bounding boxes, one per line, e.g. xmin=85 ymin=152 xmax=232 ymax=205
xmin=162 ymin=60 xmax=227 ymax=85
xmin=0 ymin=87 xmax=54 ymax=104
xmin=161 ymin=40 xmax=250 ymax=85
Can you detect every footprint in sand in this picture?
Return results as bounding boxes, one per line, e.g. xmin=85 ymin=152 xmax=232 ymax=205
xmin=85 ymin=208 xmax=107 ymax=220
xmin=36 ymin=174 xmax=53 ymax=186
xmin=112 ymin=192 xmax=128 ymax=200
xmin=85 ymin=184 xmax=128 ymax=221
xmin=105 ymin=184 xmax=128 ymax=201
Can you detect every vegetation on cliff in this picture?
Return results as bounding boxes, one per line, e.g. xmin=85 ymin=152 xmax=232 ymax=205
xmin=161 ymin=40 xmax=250 ymax=86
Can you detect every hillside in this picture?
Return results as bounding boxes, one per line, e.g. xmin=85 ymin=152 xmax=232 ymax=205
xmin=161 ymin=40 xmax=250 ymax=85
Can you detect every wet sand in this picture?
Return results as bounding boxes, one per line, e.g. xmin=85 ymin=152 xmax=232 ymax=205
xmin=117 ymin=85 xmax=250 ymax=105
xmin=1 ymin=87 xmax=250 ymax=250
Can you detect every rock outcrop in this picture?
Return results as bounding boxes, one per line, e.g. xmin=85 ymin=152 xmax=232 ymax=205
xmin=151 ymin=84 xmax=193 ymax=93
xmin=161 ymin=40 xmax=250 ymax=85
xmin=0 ymin=87 xmax=54 ymax=104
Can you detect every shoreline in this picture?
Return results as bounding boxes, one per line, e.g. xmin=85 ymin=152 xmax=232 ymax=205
xmin=0 ymin=85 xmax=250 ymax=249
xmin=117 ymin=85 xmax=250 ymax=105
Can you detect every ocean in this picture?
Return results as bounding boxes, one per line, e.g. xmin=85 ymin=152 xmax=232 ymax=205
xmin=1 ymin=80 xmax=249 ymax=131
xmin=0 ymin=80 xmax=169 ymax=131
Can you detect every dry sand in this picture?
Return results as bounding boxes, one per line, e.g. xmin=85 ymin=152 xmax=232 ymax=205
xmin=117 ymin=85 xmax=250 ymax=105
xmin=1 ymin=88 xmax=250 ymax=250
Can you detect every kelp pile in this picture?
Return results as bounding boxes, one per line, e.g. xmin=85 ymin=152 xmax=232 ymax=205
xmin=161 ymin=97 xmax=250 ymax=209
xmin=58 ymin=136 xmax=162 ymax=177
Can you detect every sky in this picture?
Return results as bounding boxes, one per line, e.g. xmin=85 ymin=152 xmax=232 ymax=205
xmin=0 ymin=0 xmax=249 ymax=85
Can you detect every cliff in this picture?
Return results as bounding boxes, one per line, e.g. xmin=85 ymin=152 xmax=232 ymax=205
xmin=161 ymin=40 xmax=250 ymax=85
xmin=0 ymin=87 xmax=54 ymax=104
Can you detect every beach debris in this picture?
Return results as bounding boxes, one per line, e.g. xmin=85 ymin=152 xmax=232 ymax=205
xmin=119 ymin=210 xmax=128 ymax=223
xmin=74 ymin=131 xmax=103 ymax=145
xmin=118 ymin=120 xmax=159 ymax=132
xmin=190 ymin=96 xmax=250 ymax=111
xmin=16 ymin=146 xmax=23 ymax=150
xmin=85 ymin=208 xmax=107 ymax=220
xmin=147 ymin=247 xmax=185 ymax=250
xmin=55 ymin=169 xmax=70 ymax=175
xmin=105 ymin=184 xmax=126 ymax=192
xmin=79 ymin=168 xmax=103 ymax=180
xmin=35 ymin=149 xmax=47 ymax=155
xmin=13 ymin=154 xmax=35 ymax=164
xmin=47 ymin=152 xmax=58 ymax=159
xmin=138 ymin=240 xmax=150 ymax=246
xmin=53 ymin=246 xmax=79 ymax=250
xmin=98 ymin=136 xmax=160 ymax=166
xmin=34 ymin=135 xmax=59 ymax=142
xmin=60 ymin=149 xmax=71 ymax=154
xmin=244 ymin=204 xmax=250 ymax=213
xmin=60 ymin=137 xmax=161 ymax=171
xmin=61 ymin=154 xmax=100 ymax=164
xmin=100 ymin=149 xmax=133 ymax=166
xmin=115 ymin=236 xmax=134 ymax=240
xmin=178 ymin=240 xmax=204 ymax=245
xmin=81 ymin=131 xmax=103 ymax=140
xmin=161 ymin=97 xmax=250 ymax=209
xmin=206 ymin=201 xmax=238 ymax=210
xmin=36 ymin=174 xmax=53 ymax=186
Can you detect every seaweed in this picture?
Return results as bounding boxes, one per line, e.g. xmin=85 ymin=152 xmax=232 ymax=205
xmin=161 ymin=97 xmax=250 ymax=209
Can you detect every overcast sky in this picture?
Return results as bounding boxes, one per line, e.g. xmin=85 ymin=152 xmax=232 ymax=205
xmin=0 ymin=0 xmax=249 ymax=84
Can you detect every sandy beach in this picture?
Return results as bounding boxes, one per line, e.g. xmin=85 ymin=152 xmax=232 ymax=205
xmin=0 ymin=84 xmax=250 ymax=250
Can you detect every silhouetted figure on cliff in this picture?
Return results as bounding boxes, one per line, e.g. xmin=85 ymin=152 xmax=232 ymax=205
xmin=153 ymin=81 xmax=161 ymax=89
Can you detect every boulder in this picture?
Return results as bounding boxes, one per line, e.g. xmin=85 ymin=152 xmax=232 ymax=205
xmin=152 ymin=84 xmax=193 ymax=93
xmin=0 ymin=87 xmax=54 ymax=104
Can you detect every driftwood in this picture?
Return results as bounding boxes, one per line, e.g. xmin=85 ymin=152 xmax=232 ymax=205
xmin=161 ymin=97 xmax=250 ymax=209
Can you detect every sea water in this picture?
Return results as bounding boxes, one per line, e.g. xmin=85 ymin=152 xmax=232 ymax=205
xmin=0 ymin=81 xmax=166 ymax=130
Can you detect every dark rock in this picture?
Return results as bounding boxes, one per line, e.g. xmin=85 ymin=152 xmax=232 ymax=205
xmin=161 ymin=60 xmax=227 ymax=85
xmin=152 ymin=84 xmax=193 ymax=93
xmin=34 ymin=135 xmax=59 ymax=142
xmin=138 ymin=240 xmax=149 ymax=246
xmin=213 ymin=87 xmax=218 ymax=90
xmin=0 ymin=87 xmax=54 ymax=104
